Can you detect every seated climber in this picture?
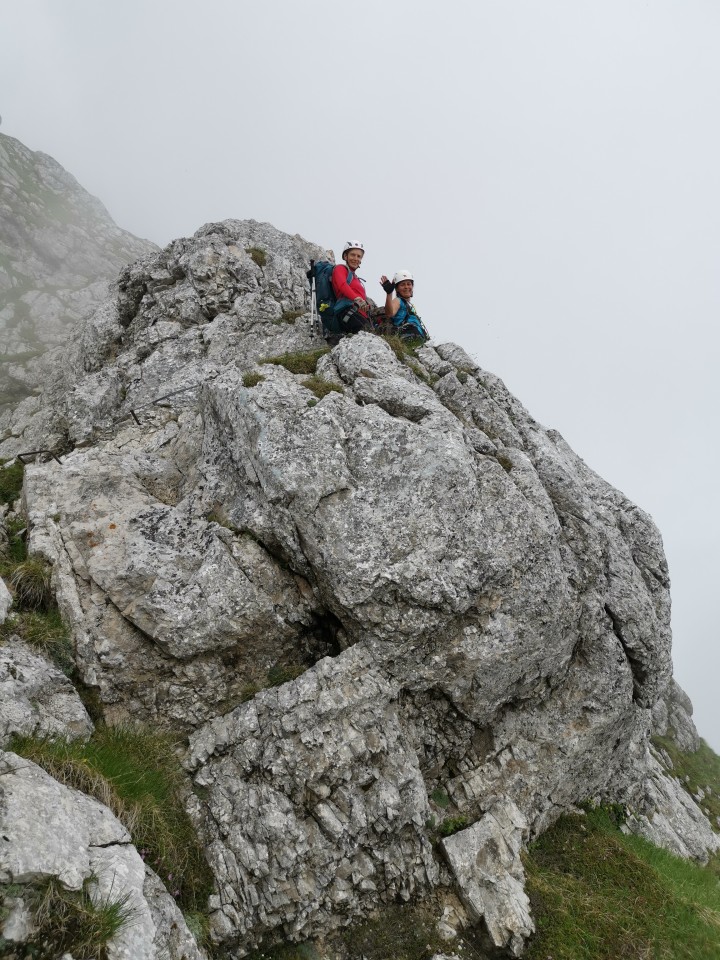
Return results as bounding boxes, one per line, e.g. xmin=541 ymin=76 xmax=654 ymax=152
xmin=379 ymin=270 xmax=428 ymax=341
xmin=330 ymin=242 xmax=374 ymax=336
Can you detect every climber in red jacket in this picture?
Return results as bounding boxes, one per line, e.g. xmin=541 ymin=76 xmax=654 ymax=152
xmin=330 ymin=241 xmax=373 ymax=335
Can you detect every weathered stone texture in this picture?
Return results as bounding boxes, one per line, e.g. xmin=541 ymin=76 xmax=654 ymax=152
xmin=0 ymin=218 xmax=714 ymax=957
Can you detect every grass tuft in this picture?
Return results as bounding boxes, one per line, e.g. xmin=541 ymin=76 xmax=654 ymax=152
xmin=301 ymin=375 xmax=342 ymax=400
xmin=524 ymin=805 xmax=720 ymax=960
xmin=0 ymin=608 xmax=74 ymax=674
xmin=10 ymin=725 xmax=215 ymax=912
xmin=260 ymin=348 xmax=330 ymax=375
xmin=243 ymin=371 xmax=266 ymax=388
xmin=9 ymin=556 xmax=54 ymax=611
xmin=437 ymin=814 xmax=469 ymax=837
xmin=246 ymin=246 xmax=267 ymax=268
xmin=11 ymin=876 xmax=136 ymax=959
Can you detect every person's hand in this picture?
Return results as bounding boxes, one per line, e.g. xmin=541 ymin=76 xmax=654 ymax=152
xmin=380 ymin=275 xmax=395 ymax=294
xmin=353 ymin=297 xmax=367 ymax=311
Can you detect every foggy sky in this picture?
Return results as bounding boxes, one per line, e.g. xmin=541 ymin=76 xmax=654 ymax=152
xmin=2 ymin=0 xmax=718 ymax=748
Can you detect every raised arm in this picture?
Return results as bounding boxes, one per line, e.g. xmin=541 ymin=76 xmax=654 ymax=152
xmin=380 ymin=275 xmax=400 ymax=318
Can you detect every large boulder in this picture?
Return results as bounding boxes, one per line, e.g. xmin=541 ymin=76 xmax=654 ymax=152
xmin=0 ymin=219 xmax=715 ymax=955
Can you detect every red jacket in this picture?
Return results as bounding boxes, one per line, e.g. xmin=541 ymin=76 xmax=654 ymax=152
xmin=332 ymin=264 xmax=367 ymax=315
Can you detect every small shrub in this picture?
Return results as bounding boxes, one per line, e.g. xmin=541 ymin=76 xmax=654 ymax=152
xmin=260 ymin=347 xmax=330 ymax=375
xmin=301 ymin=375 xmax=342 ymax=400
xmin=456 ymin=370 xmax=469 ymax=385
xmin=437 ymin=814 xmax=469 ymax=837
xmin=430 ymin=787 xmax=450 ymax=809
xmin=243 ymin=371 xmax=266 ymax=388
xmin=0 ymin=459 xmax=24 ymax=506
xmin=246 ymin=246 xmax=267 ymax=268
xmin=22 ymin=876 xmax=135 ymax=960
xmin=10 ymin=556 xmax=53 ymax=611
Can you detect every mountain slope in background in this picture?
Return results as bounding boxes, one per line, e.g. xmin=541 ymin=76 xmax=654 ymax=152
xmin=0 ymin=132 xmax=157 ymax=406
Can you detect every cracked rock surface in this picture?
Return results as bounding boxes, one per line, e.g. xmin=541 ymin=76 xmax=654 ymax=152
xmin=0 ymin=218 xmax=716 ymax=956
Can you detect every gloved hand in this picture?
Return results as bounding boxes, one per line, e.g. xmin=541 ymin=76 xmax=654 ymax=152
xmin=353 ymin=297 xmax=368 ymax=312
xmin=381 ymin=279 xmax=395 ymax=294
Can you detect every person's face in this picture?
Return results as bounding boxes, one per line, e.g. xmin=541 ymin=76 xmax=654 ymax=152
xmin=396 ymin=279 xmax=414 ymax=298
xmin=344 ymin=248 xmax=364 ymax=270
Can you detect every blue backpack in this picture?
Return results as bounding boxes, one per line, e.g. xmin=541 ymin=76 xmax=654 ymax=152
xmin=307 ymin=260 xmax=354 ymax=335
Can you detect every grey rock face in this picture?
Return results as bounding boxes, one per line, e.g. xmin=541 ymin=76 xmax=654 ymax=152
xmin=0 ymin=638 xmax=93 ymax=745
xmin=0 ymin=751 xmax=207 ymax=959
xmin=0 ymin=576 xmax=11 ymax=623
xmin=0 ymin=219 xmax=715 ymax=955
xmin=652 ymin=678 xmax=701 ymax=753
xmin=441 ymin=799 xmax=533 ymax=957
xmin=0 ymin=132 xmax=157 ymax=408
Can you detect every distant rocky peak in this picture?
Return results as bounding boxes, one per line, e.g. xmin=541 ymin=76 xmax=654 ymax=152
xmin=0 ymin=132 xmax=157 ymax=408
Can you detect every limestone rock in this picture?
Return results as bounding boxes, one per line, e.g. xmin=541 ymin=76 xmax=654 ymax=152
xmin=441 ymin=799 xmax=533 ymax=957
xmin=0 ymin=218 xmax=713 ymax=955
xmin=652 ymin=678 xmax=700 ymax=754
xmin=621 ymin=748 xmax=720 ymax=862
xmin=0 ymin=639 xmax=93 ymax=745
xmin=0 ymin=576 xmax=11 ymax=623
xmin=0 ymin=751 xmax=206 ymax=959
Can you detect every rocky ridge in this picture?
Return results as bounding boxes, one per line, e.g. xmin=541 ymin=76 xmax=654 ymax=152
xmin=0 ymin=132 xmax=157 ymax=407
xmin=0 ymin=218 xmax=717 ymax=959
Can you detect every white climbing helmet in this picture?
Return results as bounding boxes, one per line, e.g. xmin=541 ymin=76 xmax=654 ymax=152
xmin=342 ymin=241 xmax=365 ymax=256
xmin=393 ymin=269 xmax=414 ymax=285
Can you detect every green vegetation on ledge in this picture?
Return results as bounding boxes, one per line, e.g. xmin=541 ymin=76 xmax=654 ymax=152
xmin=524 ymin=805 xmax=720 ymax=960
xmin=10 ymin=726 xmax=214 ymax=914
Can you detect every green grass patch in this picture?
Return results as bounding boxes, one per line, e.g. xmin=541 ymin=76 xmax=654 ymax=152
xmin=0 ymin=608 xmax=74 ymax=674
xmin=0 ymin=876 xmax=135 ymax=959
xmin=429 ymin=787 xmax=451 ymax=809
xmin=1 ymin=515 xmax=28 ymax=564
xmin=524 ymin=805 xmax=720 ymax=960
xmin=437 ymin=814 xmax=469 ymax=837
xmin=654 ymin=735 xmax=720 ymax=826
xmin=10 ymin=725 xmax=214 ymax=913
xmin=246 ymin=246 xmax=267 ymax=268
xmin=0 ymin=459 xmax=24 ymax=506
xmin=8 ymin=555 xmax=53 ymax=611
xmin=301 ymin=375 xmax=342 ymax=400
xmin=381 ymin=333 xmax=425 ymax=361
xmin=260 ymin=347 xmax=330 ymax=375
xmin=243 ymin=371 xmax=267 ymax=388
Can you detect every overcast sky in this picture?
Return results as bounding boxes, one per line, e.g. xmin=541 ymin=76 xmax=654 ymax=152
xmin=2 ymin=0 xmax=718 ymax=749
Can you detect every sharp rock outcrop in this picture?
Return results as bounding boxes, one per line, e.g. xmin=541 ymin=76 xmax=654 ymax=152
xmin=0 ymin=217 xmax=717 ymax=958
